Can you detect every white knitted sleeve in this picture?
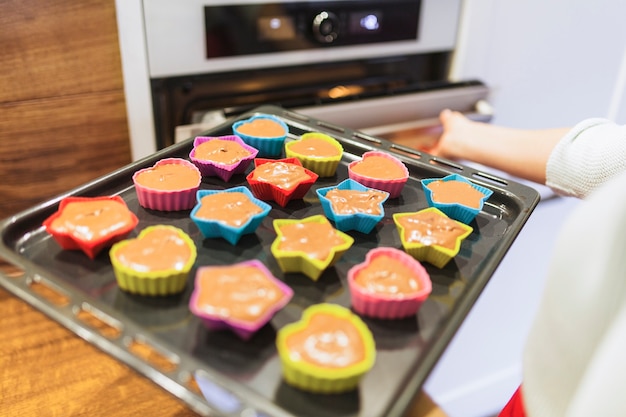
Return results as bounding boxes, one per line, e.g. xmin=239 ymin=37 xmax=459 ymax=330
xmin=546 ymin=118 xmax=626 ymax=198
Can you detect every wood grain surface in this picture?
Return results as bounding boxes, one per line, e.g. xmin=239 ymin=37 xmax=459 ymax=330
xmin=0 ymin=92 xmax=131 ymax=219
xmin=0 ymin=0 xmax=131 ymax=221
xmin=0 ymin=0 xmax=125 ymax=102
xmin=0 ymin=283 xmax=197 ymax=416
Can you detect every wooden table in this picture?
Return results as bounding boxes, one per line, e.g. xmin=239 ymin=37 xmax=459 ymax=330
xmin=0 ymin=264 xmax=446 ymax=417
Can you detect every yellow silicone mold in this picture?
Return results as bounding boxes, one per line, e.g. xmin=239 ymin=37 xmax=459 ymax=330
xmin=271 ymin=215 xmax=354 ymax=281
xmin=284 ymin=132 xmax=344 ymax=177
xmin=276 ymin=303 xmax=376 ymax=393
xmin=109 ymin=225 xmax=197 ymax=296
xmin=393 ymin=207 xmax=473 ymax=268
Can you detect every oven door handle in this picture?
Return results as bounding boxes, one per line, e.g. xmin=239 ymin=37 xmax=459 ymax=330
xmin=358 ymin=99 xmax=494 ymax=152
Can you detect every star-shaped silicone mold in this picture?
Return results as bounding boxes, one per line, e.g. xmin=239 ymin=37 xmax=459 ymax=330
xmin=189 ymin=260 xmax=293 ymax=340
xmin=421 ymin=173 xmax=493 ymax=224
xmin=316 ymin=178 xmax=389 ymax=234
xmin=43 ymin=195 xmax=138 ymax=259
xmin=393 ymin=207 xmax=473 ymax=268
xmin=190 ymin=186 xmax=271 ymax=245
xmin=246 ymin=157 xmax=318 ymax=207
xmin=271 ymin=215 xmax=354 ymax=281
xmin=189 ymin=135 xmax=258 ymax=182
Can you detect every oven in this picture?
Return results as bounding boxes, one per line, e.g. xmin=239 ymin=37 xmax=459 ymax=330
xmin=122 ymin=0 xmax=492 ymax=158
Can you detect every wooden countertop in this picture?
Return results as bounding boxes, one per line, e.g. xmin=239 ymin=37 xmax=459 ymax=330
xmin=0 ymin=286 xmax=196 ymax=416
xmin=0 ymin=263 xmax=446 ymax=417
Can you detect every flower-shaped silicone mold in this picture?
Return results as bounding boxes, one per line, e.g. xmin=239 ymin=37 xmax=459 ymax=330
xmin=393 ymin=207 xmax=473 ymax=268
xmin=190 ymin=186 xmax=271 ymax=245
xmin=271 ymin=215 xmax=354 ymax=281
xmin=246 ymin=157 xmax=318 ymax=207
xmin=109 ymin=225 xmax=197 ymax=296
xmin=347 ymin=247 xmax=432 ymax=319
xmin=189 ymin=135 xmax=259 ymax=182
xmin=284 ymin=132 xmax=343 ymax=177
xmin=421 ymin=173 xmax=494 ymax=224
xmin=43 ymin=195 xmax=139 ymax=259
xmin=347 ymin=151 xmax=409 ymax=198
xmin=276 ymin=303 xmax=376 ymax=394
xmin=189 ymin=260 xmax=294 ymax=340
xmin=316 ymin=179 xmax=389 ymax=234
xmin=232 ymin=114 xmax=289 ymax=157
xmin=133 ymin=158 xmax=202 ymax=211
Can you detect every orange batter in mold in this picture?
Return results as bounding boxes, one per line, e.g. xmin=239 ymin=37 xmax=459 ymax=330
xmin=134 ymin=162 xmax=201 ymax=191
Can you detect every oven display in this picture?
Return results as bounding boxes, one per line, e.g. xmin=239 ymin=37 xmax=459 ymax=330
xmin=350 ymin=11 xmax=382 ymax=35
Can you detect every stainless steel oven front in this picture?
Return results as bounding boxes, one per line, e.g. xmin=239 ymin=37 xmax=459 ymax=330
xmin=134 ymin=0 xmax=491 ymax=153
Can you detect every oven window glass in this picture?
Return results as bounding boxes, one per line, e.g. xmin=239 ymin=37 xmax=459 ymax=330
xmin=258 ymin=16 xmax=296 ymax=41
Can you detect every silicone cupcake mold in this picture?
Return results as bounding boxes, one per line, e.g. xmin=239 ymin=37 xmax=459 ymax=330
xmin=109 ymin=225 xmax=197 ymax=296
xmin=246 ymin=157 xmax=318 ymax=207
xmin=189 ymin=260 xmax=293 ymax=340
xmin=232 ymin=114 xmax=289 ymax=157
xmin=393 ymin=207 xmax=473 ymax=268
xmin=347 ymin=247 xmax=432 ymax=319
xmin=190 ymin=186 xmax=271 ymax=245
xmin=133 ymin=158 xmax=202 ymax=211
xmin=43 ymin=195 xmax=139 ymax=259
xmin=271 ymin=215 xmax=354 ymax=281
xmin=276 ymin=303 xmax=376 ymax=394
xmin=347 ymin=151 xmax=409 ymax=198
xmin=284 ymin=132 xmax=343 ymax=177
xmin=189 ymin=135 xmax=258 ymax=182
xmin=421 ymin=173 xmax=493 ymax=224
xmin=316 ymin=179 xmax=389 ymax=234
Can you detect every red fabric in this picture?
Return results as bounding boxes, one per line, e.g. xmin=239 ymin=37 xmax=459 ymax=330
xmin=498 ymin=385 xmax=527 ymax=417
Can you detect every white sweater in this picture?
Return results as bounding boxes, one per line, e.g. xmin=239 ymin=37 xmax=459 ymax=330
xmin=523 ymin=120 xmax=626 ymax=416
xmin=546 ymin=118 xmax=626 ymax=198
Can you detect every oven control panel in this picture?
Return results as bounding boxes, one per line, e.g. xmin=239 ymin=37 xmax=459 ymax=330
xmin=143 ymin=0 xmax=461 ymax=77
xmin=204 ymin=0 xmax=421 ymax=58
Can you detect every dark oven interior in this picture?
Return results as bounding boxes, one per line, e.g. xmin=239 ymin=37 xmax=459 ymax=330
xmin=151 ymin=52 xmax=471 ymax=149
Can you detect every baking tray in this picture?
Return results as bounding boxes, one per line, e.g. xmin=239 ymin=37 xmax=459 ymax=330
xmin=0 ymin=105 xmax=539 ymax=417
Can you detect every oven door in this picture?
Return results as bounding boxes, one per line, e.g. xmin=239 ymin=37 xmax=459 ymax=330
xmin=174 ymin=79 xmax=492 ymax=154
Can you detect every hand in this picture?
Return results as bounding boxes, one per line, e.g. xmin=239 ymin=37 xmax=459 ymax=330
xmin=428 ymin=109 xmax=477 ymax=160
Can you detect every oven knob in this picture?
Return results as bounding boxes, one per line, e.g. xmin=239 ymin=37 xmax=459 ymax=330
xmin=312 ymin=11 xmax=339 ymax=43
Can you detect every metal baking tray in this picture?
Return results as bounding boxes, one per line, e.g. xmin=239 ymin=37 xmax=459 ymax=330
xmin=0 ymin=105 xmax=539 ymax=417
